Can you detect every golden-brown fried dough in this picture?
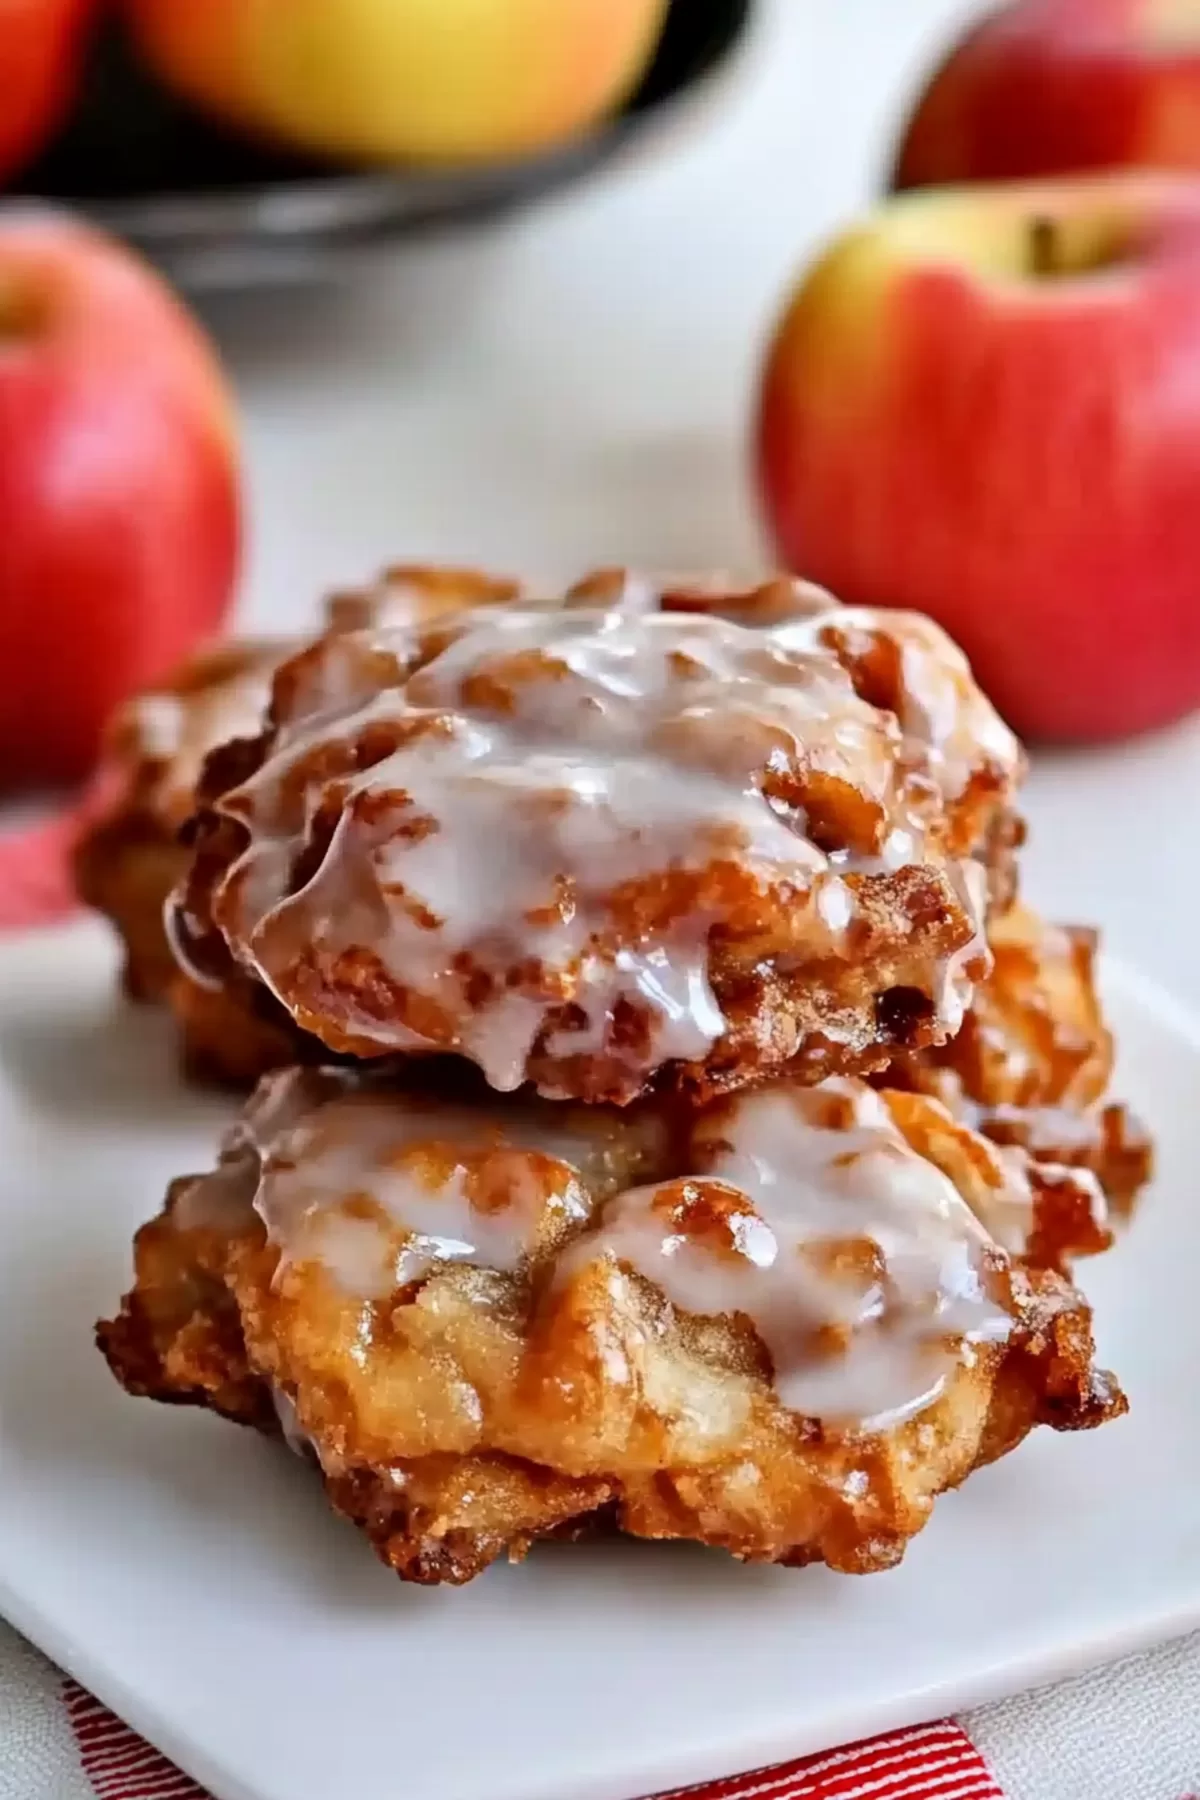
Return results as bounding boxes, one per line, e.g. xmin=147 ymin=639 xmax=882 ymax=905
xmin=922 ymin=903 xmax=1113 ymax=1108
xmin=73 ymin=565 xmax=525 ymax=1073
xmin=884 ymin=904 xmax=1152 ymax=1214
xmin=171 ymin=577 xmax=1023 ymax=1104
xmin=568 ymin=570 xmax=1026 ymax=904
xmin=74 ymin=638 xmax=289 ymax=1001
xmin=325 ymin=564 xmax=525 ymax=634
xmin=99 ymin=1066 xmax=1122 ymax=1586
xmin=165 ymin=971 xmax=313 ymax=1091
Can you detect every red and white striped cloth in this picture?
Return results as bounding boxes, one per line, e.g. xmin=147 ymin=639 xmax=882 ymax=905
xmin=5 ymin=1612 xmax=1200 ymax=1800
xmin=64 ymin=1684 xmax=210 ymax=1800
xmin=2 ymin=811 xmax=1199 ymax=1800
xmin=61 ymin=1679 xmax=1001 ymax=1800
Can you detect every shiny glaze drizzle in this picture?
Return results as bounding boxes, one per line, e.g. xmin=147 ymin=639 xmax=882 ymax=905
xmin=172 ymin=1065 xmax=335 ymax=1236
xmin=570 ymin=570 xmax=1023 ymax=802
xmin=177 ymin=1067 xmax=654 ymax=1300
xmin=565 ymin=568 xmax=840 ymax=628
xmin=789 ymin=608 xmax=1021 ymax=803
xmin=254 ymin=1091 xmax=591 ymax=1297
xmin=211 ymin=599 xmax=990 ymax=1093
xmin=324 ymin=564 xmax=525 ymax=635
xmin=176 ymin=1065 xmax=1021 ymax=1432
xmin=572 ymin=1080 xmax=1013 ymax=1430
xmin=177 ymin=1068 xmax=1022 ymax=1433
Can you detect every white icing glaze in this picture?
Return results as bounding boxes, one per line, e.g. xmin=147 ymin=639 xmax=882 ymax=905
xmin=172 ymin=1161 xmax=257 ymax=1235
xmin=326 ymin=566 xmax=524 ymax=635
xmin=771 ymin=607 xmax=1022 ymax=801
xmin=983 ymin=1101 xmax=1108 ymax=1155
xmin=566 ymin=569 xmax=840 ymax=625
xmin=956 ymin=1096 xmax=1111 ymax=1253
xmin=937 ymin=859 xmax=991 ymax=1034
xmin=254 ymin=1089 xmax=579 ymax=1296
xmin=173 ymin=1066 xmax=1034 ymax=1433
xmin=212 ymin=602 xmax=972 ymax=1092
xmin=272 ymin=1387 xmax=315 ymax=1458
xmin=571 ymin=1081 xmax=1013 ymax=1431
xmin=172 ymin=1067 xmax=338 ymax=1231
xmin=569 ymin=575 xmax=1022 ymax=804
xmin=179 ymin=1068 xmax=643 ymax=1300
xmin=976 ymin=1139 xmax=1107 ymax=1256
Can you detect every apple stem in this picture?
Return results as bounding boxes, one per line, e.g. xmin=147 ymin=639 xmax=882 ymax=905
xmin=1029 ymin=215 xmax=1059 ymax=278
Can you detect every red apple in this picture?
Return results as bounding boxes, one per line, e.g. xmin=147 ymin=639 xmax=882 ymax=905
xmin=0 ymin=0 xmax=96 ymax=185
xmin=0 ymin=215 xmax=240 ymax=788
xmin=756 ymin=175 xmax=1200 ymax=742
xmin=895 ymin=0 xmax=1200 ymax=190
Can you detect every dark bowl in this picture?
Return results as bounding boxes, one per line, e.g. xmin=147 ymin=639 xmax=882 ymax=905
xmin=5 ymin=0 xmax=754 ymax=292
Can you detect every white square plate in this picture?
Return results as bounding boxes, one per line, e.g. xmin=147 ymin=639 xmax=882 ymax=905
xmin=1 ymin=920 xmax=1197 ymax=1800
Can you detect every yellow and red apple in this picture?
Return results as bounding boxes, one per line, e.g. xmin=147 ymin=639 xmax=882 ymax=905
xmin=895 ymin=0 xmax=1200 ymax=189
xmin=0 ymin=216 xmax=240 ymax=788
xmin=123 ymin=0 xmax=671 ymax=167
xmin=0 ymin=0 xmax=96 ymax=184
xmin=757 ymin=175 xmax=1200 ymax=742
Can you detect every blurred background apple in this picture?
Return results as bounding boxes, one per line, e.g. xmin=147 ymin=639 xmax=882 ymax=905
xmin=0 ymin=0 xmax=95 ymax=183
xmin=0 ymin=0 xmax=739 ymax=802
xmin=121 ymin=0 xmax=672 ymax=168
xmin=0 ymin=216 xmax=240 ymax=788
xmin=757 ymin=175 xmax=1200 ymax=743
xmin=895 ymin=0 xmax=1200 ymax=189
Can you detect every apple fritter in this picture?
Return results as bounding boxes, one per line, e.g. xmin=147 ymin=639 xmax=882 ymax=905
xmin=171 ymin=576 xmax=1023 ymax=1105
xmin=99 ymin=1065 xmax=1123 ymax=1587
xmin=166 ymin=970 xmax=316 ymax=1091
xmin=73 ymin=563 xmax=525 ymax=1037
xmin=884 ymin=903 xmax=1152 ymax=1214
xmin=74 ymin=636 xmax=289 ymax=1001
xmin=325 ymin=563 xmax=525 ymax=634
xmin=568 ymin=569 xmax=1027 ymax=906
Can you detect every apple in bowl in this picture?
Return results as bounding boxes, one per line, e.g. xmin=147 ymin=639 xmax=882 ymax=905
xmin=122 ymin=0 xmax=672 ymax=167
xmin=895 ymin=0 xmax=1200 ymax=189
xmin=0 ymin=215 xmax=240 ymax=788
xmin=756 ymin=175 xmax=1200 ymax=742
xmin=0 ymin=0 xmax=96 ymax=183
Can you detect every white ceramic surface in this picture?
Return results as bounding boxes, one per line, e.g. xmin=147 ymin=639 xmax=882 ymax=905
xmin=0 ymin=920 xmax=1195 ymax=1800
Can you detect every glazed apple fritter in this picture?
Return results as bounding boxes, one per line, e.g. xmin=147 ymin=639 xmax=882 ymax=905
xmin=98 ymin=1064 xmax=1123 ymax=1587
xmin=73 ymin=566 xmax=526 ymax=1068
xmin=74 ymin=636 xmax=289 ymax=1003
xmin=73 ymin=565 xmax=1147 ymax=1208
xmin=169 ymin=575 xmax=1024 ymax=1105
xmin=883 ymin=903 xmax=1152 ymax=1214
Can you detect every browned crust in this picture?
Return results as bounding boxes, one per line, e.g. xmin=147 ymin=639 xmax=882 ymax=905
xmin=176 ymin=817 xmax=983 ymax=1104
xmin=98 ymin=1079 xmax=1125 ymax=1588
xmin=173 ymin=585 xmax=1023 ymax=1106
xmin=72 ymin=567 xmax=524 ymax=1014
xmin=74 ymin=812 xmax=189 ymax=1003
xmin=978 ymin=1101 xmax=1153 ymax=1222
xmin=98 ymin=1249 xmax=1124 ymax=1586
xmin=882 ymin=903 xmax=1153 ymax=1214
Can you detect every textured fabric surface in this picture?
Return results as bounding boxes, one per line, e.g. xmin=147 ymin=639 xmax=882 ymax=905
xmin=0 ymin=1623 xmax=87 ymax=1800
xmin=5 ymin=1618 xmax=1200 ymax=1800
xmin=63 ymin=1684 xmax=208 ymax=1799
xmin=3 ymin=1630 xmax=1200 ymax=1798
xmin=963 ymin=1632 xmax=1200 ymax=1800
